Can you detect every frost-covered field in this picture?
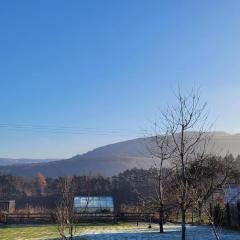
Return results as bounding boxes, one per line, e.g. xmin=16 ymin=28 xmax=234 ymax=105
xmin=0 ymin=223 xmax=240 ymax=240
xmin=79 ymin=223 xmax=240 ymax=240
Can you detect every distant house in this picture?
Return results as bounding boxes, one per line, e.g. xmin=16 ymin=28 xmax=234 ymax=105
xmin=224 ymin=184 xmax=240 ymax=206
xmin=0 ymin=200 xmax=15 ymax=213
xmin=73 ymin=196 xmax=114 ymax=213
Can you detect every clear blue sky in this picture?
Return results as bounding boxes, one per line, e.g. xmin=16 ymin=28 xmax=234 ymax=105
xmin=0 ymin=0 xmax=240 ymax=158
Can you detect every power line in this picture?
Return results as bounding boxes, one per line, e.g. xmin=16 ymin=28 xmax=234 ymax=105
xmin=0 ymin=123 xmax=141 ymax=136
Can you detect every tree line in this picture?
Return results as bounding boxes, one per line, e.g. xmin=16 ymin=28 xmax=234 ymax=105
xmin=0 ymin=154 xmax=239 ymax=210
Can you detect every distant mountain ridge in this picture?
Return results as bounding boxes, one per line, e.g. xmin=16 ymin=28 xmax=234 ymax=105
xmin=0 ymin=158 xmax=59 ymax=166
xmin=0 ymin=132 xmax=240 ymax=177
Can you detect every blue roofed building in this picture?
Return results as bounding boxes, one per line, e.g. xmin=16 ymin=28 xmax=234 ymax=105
xmin=224 ymin=184 xmax=240 ymax=206
xmin=73 ymin=196 xmax=114 ymax=213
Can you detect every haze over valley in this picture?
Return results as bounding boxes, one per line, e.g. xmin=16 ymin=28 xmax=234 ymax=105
xmin=1 ymin=131 xmax=240 ymax=177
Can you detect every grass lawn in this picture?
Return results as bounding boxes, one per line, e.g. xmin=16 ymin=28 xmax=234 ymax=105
xmin=1 ymin=222 xmax=240 ymax=240
xmin=0 ymin=224 xmax=58 ymax=240
xmin=0 ymin=222 xmax=148 ymax=240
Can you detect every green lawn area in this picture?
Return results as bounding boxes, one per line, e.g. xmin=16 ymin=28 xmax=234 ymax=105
xmin=0 ymin=222 xmax=145 ymax=240
xmin=0 ymin=224 xmax=58 ymax=240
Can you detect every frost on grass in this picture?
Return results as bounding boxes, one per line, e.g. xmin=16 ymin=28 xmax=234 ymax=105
xmin=77 ymin=223 xmax=240 ymax=240
xmin=1 ymin=223 xmax=240 ymax=240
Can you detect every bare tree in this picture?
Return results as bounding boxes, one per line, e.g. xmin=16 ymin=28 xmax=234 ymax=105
xmin=55 ymin=176 xmax=76 ymax=240
xmin=145 ymin=126 xmax=173 ymax=233
xmin=161 ymin=87 xmax=209 ymax=240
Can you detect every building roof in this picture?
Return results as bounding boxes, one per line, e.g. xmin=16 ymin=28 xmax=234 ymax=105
xmin=224 ymin=184 xmax=240 ymax=205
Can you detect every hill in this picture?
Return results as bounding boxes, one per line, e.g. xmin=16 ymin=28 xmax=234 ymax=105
xmin=0 ymin=132 xmax=240 ymax=177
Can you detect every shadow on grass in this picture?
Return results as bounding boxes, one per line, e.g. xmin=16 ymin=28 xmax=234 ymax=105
xmin=0 ymin=223 xmax=56 ymax=229
xmin=0 ymin=222 xmax=116 ymax=229
xmin=79 ymin=230 xmax=182 ymax=240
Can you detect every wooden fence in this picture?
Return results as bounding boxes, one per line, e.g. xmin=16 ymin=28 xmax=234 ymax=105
xmin=1 ymin=212 xmax=54 ymax=224
xmin=0 ymin=212 xmax=156 ymax=224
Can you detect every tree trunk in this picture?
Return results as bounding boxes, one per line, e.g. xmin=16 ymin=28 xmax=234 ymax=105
xmin=159 ymin=203 xmax=164 ymax=233
xmin=226 ymin=203 xmax=231 ymax=228
xmin=237 ymin=202 xmax=240 ymax=228
xmin=181 ymin=207 xmax=186 ymax=240
xmin=209 ymin=203 xmax=213 ymax=219
xmin=191 ymin=207 xmax=194 ymax=224
xmin=198 ymin=202 xmax=203 ymax=223
xmin=176 ymin=208 xmax=179 ymax=222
